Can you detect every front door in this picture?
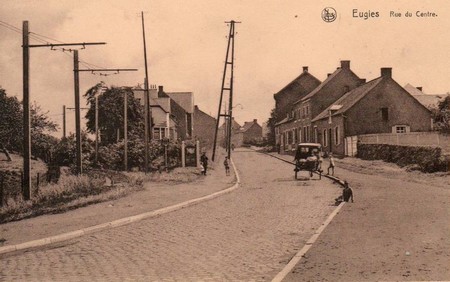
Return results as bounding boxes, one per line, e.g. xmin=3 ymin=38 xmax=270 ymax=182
xmin=328 ymin=128 xmax=333 ymax=153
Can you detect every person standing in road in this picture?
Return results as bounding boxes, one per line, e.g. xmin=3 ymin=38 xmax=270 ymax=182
xmin=327 ymin=152 xmax=335 ymax=176
xmin=200 ymin=152 xmax=209 ymax=175
xmin=342 ymin=181 xmax=354 ymax=202
xmin=223 ymin=156 xmax=230 ymax=176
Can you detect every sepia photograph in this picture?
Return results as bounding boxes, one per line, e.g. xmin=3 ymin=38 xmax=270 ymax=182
xmin=0 ymin=0 xmax=449 ymax=281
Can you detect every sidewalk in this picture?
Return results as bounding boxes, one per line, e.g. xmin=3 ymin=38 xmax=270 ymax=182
xmin=0 ymin=153 xmax=236 ymax=251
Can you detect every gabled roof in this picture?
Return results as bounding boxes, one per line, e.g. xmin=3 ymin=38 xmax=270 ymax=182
xmin=274 ymin=70 xmax=321 ymax=98
xmin=166 ymin=92 xmax=194 ymax=113
xmin=219 ymin=118 xmax=241 ymax=130
xmin=404 ymin=83 xmax=425 ymax=96
xmin=150 ymin=97 xmax=170 ymax=113
xmin=299 ymin=68 xmax=342 ymax=103
xmin=194 ymin=105 xmax=215 ymax=120
xmin=312 ymin=77 xmax=383 ymax=122
xmin=412 ymin=94 xmax=445 ymax=107
xmin=274 ymin=116 xmax=291 ymax=126
xmin=240 ymin=120 xmax=261 ymax=132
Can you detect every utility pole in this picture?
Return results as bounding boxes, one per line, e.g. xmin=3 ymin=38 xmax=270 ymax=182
xmin=22 ymin=20 xmax=105 ymax=189
xmin=62 ymin=105 xmax=66 ymax=139
xmin=123 ymin=90 xmax=128 ymax=171
xmin=22 ymin=21 xmax=30 ymax=200
xmin=73 ymin=50 xmax=82 ymax=175
xmin=141 ymin=11 xmax=152 ymax=173
xmin=212 ymin=20 xmax=240 ymax=161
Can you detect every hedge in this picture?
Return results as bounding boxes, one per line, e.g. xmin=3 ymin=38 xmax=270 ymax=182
xmin=357 ymin=143 xmax=448 ymax=173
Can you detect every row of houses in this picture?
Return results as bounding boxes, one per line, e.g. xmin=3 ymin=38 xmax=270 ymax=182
xmin=131 ymin=84 xmax=264 ymax=149
xmin=274 ymin=60 xmax=434 ymax=156
xmin=133 ymin=85 xmax=216 ymax=149
xmin=218 ymin=118 xmax=263 ymax=147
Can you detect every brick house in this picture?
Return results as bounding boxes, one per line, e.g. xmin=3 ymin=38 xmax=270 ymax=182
xmin=312 ymin=68 xmax=433 ymax=156
xmin=276 ymin=60 xmax=363 ymax=154
xmin=273 ymin=66 xmax=321 ymax=123
xmin=133 ymin=85 xmax=191 ymax=140
xmin=192 ymin=105 xmax=216 ymax=149
xmin=231 ymin=119 xmax=263 ymax=147
xmin=165 ymin=91 xmax=194 ymax=138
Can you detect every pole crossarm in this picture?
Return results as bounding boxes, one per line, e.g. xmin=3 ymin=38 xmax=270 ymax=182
xmin=26 ymin=42 xmax=106 ymax=48
xmin=78 ymin=68 xmax=138 ymax=72
xmin=66 ymin=107 xmax=89 ymax=110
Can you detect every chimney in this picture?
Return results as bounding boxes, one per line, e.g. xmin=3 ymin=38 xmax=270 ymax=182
xmin=327 ymin=73 xmax=332 ymax=77
xmin=381 ymin=68 xmax=392 ymax=78
xmin=359 ymin=78 xmax=366 ymax=84
xmin=253 ymin=119 xmax=257 ymax=123
xmin=416 ymin=86 xmax=423 ymax=91
xmin=341 ymin=60 xmax=350 ymax=69
xmin=158 ymin=85 xmax=164 ymax=97
xmin=302 ymin=66 xmax=308 ymax=73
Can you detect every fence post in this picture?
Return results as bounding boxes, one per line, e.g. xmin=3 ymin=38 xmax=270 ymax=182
xmin=181 ymin=141 xmax=186 ymax=168
xmin=20 ymin=170 xmax=24 ymax=198
xmin=36 ymin=172 xmax=40 ymax=194
xmin=196 ymin=140 xmax=200 ymax=167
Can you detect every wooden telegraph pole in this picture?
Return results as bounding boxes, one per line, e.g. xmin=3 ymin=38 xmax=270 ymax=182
xmin=62 ymin=105 xmax=66 ymax=139
xmin=22 ymin=21 xmax=31 ymax=200
xmin=212 ymin=20 xmax=240 ymax=161
xmin=73 ymin=50 xmax=82 ymax=174
xmin=22 ymin=20 xmax=105 ymax=189
xmin=141 ymin=11 xmax=152 ymax=174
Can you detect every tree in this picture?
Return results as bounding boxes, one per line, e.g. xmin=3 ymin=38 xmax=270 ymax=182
xmin=0 ymin=87 xmax=58 ymax=160
xmin=266 ymin=107 xmax=278 ymax=146
xmin=84 ymin=84 xmax=144 ymax=145
xmin=51 ymin=131 xmax=94 ymax=169
xmin=0 ymin=87 xmax=22 ymax=153
xmin=430 ymin=93 xmax=450 ymax=134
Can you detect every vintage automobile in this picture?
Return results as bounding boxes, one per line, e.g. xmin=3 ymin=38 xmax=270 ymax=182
xmin=293 ymin=143 xmax=323 ymax=179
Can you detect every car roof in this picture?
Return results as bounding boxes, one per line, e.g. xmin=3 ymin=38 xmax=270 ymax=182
xmin=297 ymin=143 xmax=322 ymax=147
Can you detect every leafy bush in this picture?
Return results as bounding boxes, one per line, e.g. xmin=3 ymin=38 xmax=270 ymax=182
xmin=97 ymin=138 xmax=181 ymax=171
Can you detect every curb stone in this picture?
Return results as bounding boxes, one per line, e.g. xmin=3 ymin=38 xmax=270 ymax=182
xmin=0 ymin=158 xmax=240 ymax=256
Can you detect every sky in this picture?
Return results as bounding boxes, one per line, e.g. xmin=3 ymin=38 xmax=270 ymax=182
xmin=0 ymin=0 xmax=449 ymax=138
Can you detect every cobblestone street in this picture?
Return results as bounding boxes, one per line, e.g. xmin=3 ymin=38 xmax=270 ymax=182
xmin=1 ymin=149 xmax=341 ymax=281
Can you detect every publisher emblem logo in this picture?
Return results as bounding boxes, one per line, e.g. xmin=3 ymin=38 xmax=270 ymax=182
xmin=322 ymin=7 xmax=337 ymax=23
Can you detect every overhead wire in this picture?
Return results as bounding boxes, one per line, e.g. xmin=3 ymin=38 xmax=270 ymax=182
xmin=0 ymin=19 xmax=120 ymax=76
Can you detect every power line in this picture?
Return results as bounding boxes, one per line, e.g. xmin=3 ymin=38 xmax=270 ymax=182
xmin=0 ymin=19 xmax=124 ymax=77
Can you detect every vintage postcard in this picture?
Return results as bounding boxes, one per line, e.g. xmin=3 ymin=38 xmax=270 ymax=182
xmin=0 ymin=0 xmax=448 ymax=281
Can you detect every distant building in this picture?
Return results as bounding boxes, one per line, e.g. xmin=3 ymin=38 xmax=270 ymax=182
xmin=231 ymin=119 xmax=263 ymax=147
xmin=133 ymin=85 xmax=191 ymax=140
xmin=192 ymin=105 xmax=216 ymax=149
xmin=404 ymin=83 xmax=445 ymax=108
xmin=312 ymin=68 xmax=433 ymax=155
xmin=218 ymin=118 xmax=241 ymax=147
xmin=165 ymin=90 xmax=194 ymax=138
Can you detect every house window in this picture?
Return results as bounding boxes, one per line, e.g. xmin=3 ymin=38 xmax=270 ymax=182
xmin=153 ymin=128 xmax=161 ymax=140
xmin=323 ymin=129 xmax=328 ymax=147
xmin=335 ymin=126 xmax=340 ymax=145
xmin=314 ymin=127 xmax=318 ymax=143
xmin=303 ymin=126 xmax=307 ymax=142
xmin=393 ymin=125 xmax=410 ymax=134
xmin=298 ymin=127 xmax=302 ymax=143
xmin=381 ymin=107 xmax=389 ymax=121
